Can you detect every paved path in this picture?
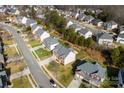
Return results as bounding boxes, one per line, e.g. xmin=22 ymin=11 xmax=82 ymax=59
xmin=27 ymin=74 xmax=36 ymax=88
xmin=10 ymin=68 xmax=30 ymax=80
xmin=0 ymin=23 xmax=52 ymax=88
xmin=68 ymin=77 xmax=82 ymax=88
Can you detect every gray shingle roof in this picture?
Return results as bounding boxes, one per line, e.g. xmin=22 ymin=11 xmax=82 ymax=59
xmin=16 ymin=16 xmax=23 ymax=24
xmin=77 ymin=60 xmax=106 ymax=78
xmin=31 ymin=24 xmax=38 ymax=31
xmin=95 ymin=63 xmax=106 ymax=78
xmin=43 ymin=37 xmax=59 ymax=50
xmin=97 ymin=32 xmax=113 ymax=40
xmin=35 ymin=28 xmax=45 ymax=38
xmin=77 ymin=61 xmax=98 ymax=74
xmin=118 ymin=33 xmax=124 ymax=38
xmin=78 ymin=28 xmax=90 ymax=35
xmin=26 ymin=18 xmax=36 ymax=26
xmin=53 ymin=44 xmax=73 ymax=59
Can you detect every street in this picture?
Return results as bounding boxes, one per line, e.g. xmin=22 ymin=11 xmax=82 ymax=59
xmin=0 ymin=23 xmax=52 ymax=88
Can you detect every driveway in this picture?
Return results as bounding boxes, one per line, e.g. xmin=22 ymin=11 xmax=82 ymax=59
xmin=0 ymin=23 xmax=52 ymax=88
xmin=68 ymin=77 xmax=82 ymax=88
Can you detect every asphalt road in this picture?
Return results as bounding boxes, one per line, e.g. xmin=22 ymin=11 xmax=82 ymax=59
xmin=0 ymin=23 xmax=52 ymax=88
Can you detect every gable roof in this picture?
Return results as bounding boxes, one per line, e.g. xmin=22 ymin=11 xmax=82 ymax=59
xmin=97 ymin=32 xmax=113 ymax=40
xmin=43 ymin=37 xmax=59 ymax=49
xmin=91 ymin=19 xmax=102 ymax=24
xmin=53 ymin=44 xmax=74 ymax=59
xmin=26 ymin=18 xmax=36 ymax=26
xmin=118 ymin=33 xmax=124 ymax=39
xmin=35 ymin=28 xmax=45 ymax=38
xmin=78 ymin=28 xmax=91 ymax=35
xmin=16 ymin=16 xmax=23 ymax=24
xmin=95 ymin=63 xmax=106 ymax=78
xmin=31 ymin=24 xmax=42 ymax=32
xmin=77 ymin=61 xmax=98 ymax=74
xmin=77 ymin=60 xmax=106 ymax=78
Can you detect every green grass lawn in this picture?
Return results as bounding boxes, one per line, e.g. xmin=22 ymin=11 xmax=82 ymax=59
xmin=12 ymin=76 xmax=32 ymax=88
xmin=35 ymin=48 xmax=52 ymax=59
xmin=47 ymin=61 xmax=74 ymax=87
xmin=28 ymin=39 xmax=41 ymax=48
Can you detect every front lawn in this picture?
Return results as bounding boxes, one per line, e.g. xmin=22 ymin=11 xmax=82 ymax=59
xmin=46 ymin=61 xmax=74 ymax=87
xmin=3 ymin=39 xmax=14 ymax=45
xmin=6 ymin=60 xmax=27 ymax=74
xmin=4 ymin=47 xmax=19 ymax=58
xmin=35 ymin=48 xmax=52 ymax=60
xmin=28 ymin=39 xmax=41 ymax=48
xmin=12 ymin=76 xmax=32 ymax=88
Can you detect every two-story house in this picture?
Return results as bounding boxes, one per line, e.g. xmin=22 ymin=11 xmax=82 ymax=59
xmin=53 ymin=44 xmax=76 ymax=65
xmin=75 ymin=60 xmax=106 ymax=87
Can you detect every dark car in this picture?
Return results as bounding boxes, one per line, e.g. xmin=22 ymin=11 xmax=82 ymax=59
xmin=49 ymin=79 xmax=57 ymax=88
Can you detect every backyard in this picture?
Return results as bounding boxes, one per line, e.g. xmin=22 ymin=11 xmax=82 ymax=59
xmin=35 ymin=48 xmax=52 ymax=60
xmin=46 ymin=61 xmax=74 ymax=87
xmin=12 ymin=76 xmax=32 ymax=88
xmin=6 ymin=60 xmax=27 ymax=74
xmin=4 ymin=47 xmax=19 ymax=58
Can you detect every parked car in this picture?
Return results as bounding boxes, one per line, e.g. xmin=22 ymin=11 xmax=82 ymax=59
xmin=49 ymin=79 xmax=57 ymax=88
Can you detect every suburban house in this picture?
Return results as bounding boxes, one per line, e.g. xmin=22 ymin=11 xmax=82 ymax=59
xmin=70 ymin=12 xmax=79 ymax=19
xmin=0 ymin=54 xmax=4 ymax=64
xmin=43 ymin=37 xmax=59 ymax=51
xmin=119 ymin=26 xmax=124 ymax=34
xmin=104 ymin=21 xmax=118 ymax=30
xmin=25 ymin=18 xmax=37 ymax=27
xmin=77 ymin=13 xmax=86 ymax=21
xmin=118 ymin=68 xmax=124 ymax=88
xmin=117 ymin=33 xmax=124 ymax=44
xmin=31 ymin=24 xmax=43 ymax=34
xmin=83 ymin=15 xmax=94 ymax=23
xmin=15 ymin=16 xmax=24 ymax=24
xmin=53 ymin=44 xmax=76 ymax=65
xmin=75 ymin=60 xmax=106 ymax=87
xmin=68 ymin=24 xmax=82 ymax=32
xmin=116 ymin=26 xmax=124 ymax=44
xmin=78 ymin=28 xmax=92 ymax=39
xmin=35 ymin=28 xmax=50 ymax=42
xmin=66 ymin=20 xmax=74 ymax=28
xmin=96 ymin=32 xmax=113 ymax=46
xmin=91 ymin=19 xmax=103 ymax=27
xmin=0 ymin=63 xmax=8 ymax=88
